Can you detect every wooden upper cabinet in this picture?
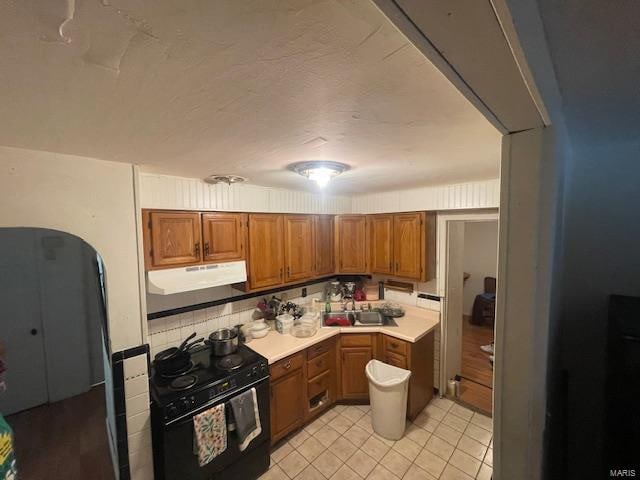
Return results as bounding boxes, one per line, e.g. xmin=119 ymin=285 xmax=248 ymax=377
xmin=145 ymin=211 xmax=202 ymax=269
xmin=248 ymin=214 xmax=284 ymax=289
xmin=284 ymin=215 xmax=315 ymax=283
xmin=336 ymin=215 xmax=368 ymax=273
xmin=201 ymin=213 xmax=247 ymax=263
xmin=314 ymin=215 xmax=335 ymax=276
xmin=369 ymin=214 xmax=394 ymax=275
xmin=393 ymin=212 xmax=425 ymax=280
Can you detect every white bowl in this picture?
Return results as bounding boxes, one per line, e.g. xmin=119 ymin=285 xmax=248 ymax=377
xmin=250 ymin=324 xmax=270 ymax=339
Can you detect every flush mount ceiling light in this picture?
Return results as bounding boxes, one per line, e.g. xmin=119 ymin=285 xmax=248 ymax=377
xmin=290 ymin=161 xmax=350 ymax=188
xmin=204 ymin=175 xmax=248 ymax=185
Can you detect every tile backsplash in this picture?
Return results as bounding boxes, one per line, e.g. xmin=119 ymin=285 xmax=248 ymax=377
xmin=147 ymin=283 xmax=326 ymax=357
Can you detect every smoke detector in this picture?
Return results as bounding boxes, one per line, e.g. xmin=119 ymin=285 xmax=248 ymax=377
xmin=204 ymin=175 xmax=248 ymax=185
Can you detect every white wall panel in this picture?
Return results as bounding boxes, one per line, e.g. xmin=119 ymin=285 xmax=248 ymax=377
xmin=352 ymin=179 xmax=500 ymax=213
xmin=141 ymin=173 xmax=499 ymax=214
xmin=140 ymin=173 xmax=352 ymax=214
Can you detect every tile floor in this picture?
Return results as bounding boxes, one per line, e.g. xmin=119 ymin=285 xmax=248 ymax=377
xmin=262 ymin=397 xmax=493 ymax=480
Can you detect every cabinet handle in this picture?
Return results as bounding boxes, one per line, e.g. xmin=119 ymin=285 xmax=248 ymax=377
xmin=284 ymin=361 xmax=292 ymax=370
xmin=194 ymin=242 xmax=200 ymax=257
xmin=287 ymin=266 xmax=290 ymax=277
xmin=395 ymin=262 xmax=399 ymax=271
xmin=390 ymin=342 xmax=399 ymax=349
xmin=204 ymin=242 xmax=210 ymax=256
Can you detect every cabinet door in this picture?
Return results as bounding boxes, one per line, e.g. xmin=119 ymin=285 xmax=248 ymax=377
xmin=248 ymin=214 xmax=284 ymax=289
xmin=393 ymin=212 xmax=424 ymax=280
xmin=314 ymin=215 xmax=335 ymax=276
xmin=284 ymin=215 xmax=315 ymax=283
xmin=271 ymin=369 xmax=305 ymax=443
xmin=337 ymin=215 xmax=368 ymax=273
xmin=148 ymin=211 xmax=202 ymax=268
xmin=340 ymin=347 xmax=373 ymax=400
xmin=369 ymin=214 xmax=394 ymax=274
xmin=384 ymin=351 xmax=408 ymax=369
xmin=201 ymin=213 xmax=246 ymax=263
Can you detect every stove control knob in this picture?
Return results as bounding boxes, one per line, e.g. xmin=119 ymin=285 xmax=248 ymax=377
xmin=167 ymin=405 xmax=178 ymax=419
xmin=260 ymin=364 xmax=267 ymax=374
xmin=180 ymin=399 xmax=192 ymax=411
xmin=251 ymin=366 xmax=259 ymax=376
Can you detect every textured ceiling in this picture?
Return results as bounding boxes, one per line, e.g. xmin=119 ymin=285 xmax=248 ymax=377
xmin=538 ymin=0 xmax=640 ymax=145
xmin=0 ymin=0 xmax=500 ymax=194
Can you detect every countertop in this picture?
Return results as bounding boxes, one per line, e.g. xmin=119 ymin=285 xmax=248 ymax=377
xmin=246 ymin=302 xmax=440 ymax=364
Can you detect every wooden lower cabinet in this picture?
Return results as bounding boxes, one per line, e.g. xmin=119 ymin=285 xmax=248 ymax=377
xmin=381 ymin=332 xmax=435 ymax=419
xmin=339 ymin=333 xmax=377 ymax=401
xmin=270 ymin=354 xmax=305 ymax=444
xmin=270 ymin=339 xmax=337 ymax=444
xmin=269 ymin=331 xmax=435 ymax=443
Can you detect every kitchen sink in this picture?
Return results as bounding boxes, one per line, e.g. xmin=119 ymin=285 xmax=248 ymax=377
xmin=322 ymin=311 xmax=397 ymax=327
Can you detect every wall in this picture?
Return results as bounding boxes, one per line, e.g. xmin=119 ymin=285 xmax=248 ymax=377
xmin=140 ymin=172 xmax=353 ymax=214
xmin=148 ymin=283 xmax=326 ymax=356
xmin=552 ymin=140 xmax=640 ymax=478
xmin=0 ymin=146 xmax=143 ymax=352
xmin=0 ymin=147 xmax=149 ymax=479
xmin=493 ymin=126 xmax=564 ymax=480
xmin=462 ymin=222 xmax=499 ymax=315
xmin=352 ymin=178 xmax=500 ymax=213
xmin=142 ymin=172 xmax=500 ymax=214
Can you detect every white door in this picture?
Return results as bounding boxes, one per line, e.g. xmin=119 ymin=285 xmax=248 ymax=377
xmin=0 ymin=230 xmax=48 ymax=415
xmin=443 ymin=222 xmax=465 ymax=384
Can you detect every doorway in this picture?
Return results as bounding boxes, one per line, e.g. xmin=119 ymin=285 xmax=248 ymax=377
xmin=0 ymin=228 xmax=115 ymax=479
xmin=439 ymin=213 xmax=499 ymax=416
xmin=459 ymin=221 xmax=498 ymax=413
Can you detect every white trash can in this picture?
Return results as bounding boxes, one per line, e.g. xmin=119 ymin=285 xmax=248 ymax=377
xmin=365 ymin=359 xmax=412 ymax=440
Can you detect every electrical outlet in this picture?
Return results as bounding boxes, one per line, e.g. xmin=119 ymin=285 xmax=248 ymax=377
xmin=301 ymin=287 xmax=307 ymax=297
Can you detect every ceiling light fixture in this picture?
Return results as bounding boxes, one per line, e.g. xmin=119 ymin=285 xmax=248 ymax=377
xmin=204 ymin=175 xmax=248 ymax=185
xmin=290 ymin=161 xmax=350 ymax=188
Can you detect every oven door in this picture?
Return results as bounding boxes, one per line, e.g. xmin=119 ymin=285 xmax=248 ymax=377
xmin=155 ymin=377 xmax=271 ymax=480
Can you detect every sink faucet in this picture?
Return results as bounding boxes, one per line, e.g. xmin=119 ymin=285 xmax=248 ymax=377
xmin=341 ymin=298 xmax=356 ymax=312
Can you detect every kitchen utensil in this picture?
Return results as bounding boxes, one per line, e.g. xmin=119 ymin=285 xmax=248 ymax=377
xmin=291 ymin=325 xmax=317 ymax=338
xmin=154 ymin=331 xmax=197 ymax=364
xmin=328 ymin=281 xmax=343 ymax=302
xmin=250 ymin=323 xmax=270 ymax=339
xmin=276 ymin=313 xmax=294 ymax=334
xmin=378 ymin=303 xmax=405 ymax=318
xmin=343 ymin=282 xmax=356 ymax=299
xmin=154 ymin=334 xmax=203 ymax=376
xmin=207 ymin=328 xmax=239 ymax=356
xmin=324 ymin=315 xmax=352 ymax=327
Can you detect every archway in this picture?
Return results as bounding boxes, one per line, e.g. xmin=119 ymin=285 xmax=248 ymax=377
xmin=0 ymin=227 xmax=117 ymax=479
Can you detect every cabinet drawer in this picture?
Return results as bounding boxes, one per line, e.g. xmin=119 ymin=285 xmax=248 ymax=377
xmin=384 ymin=335 xmax=408 ymax=356
xmin=307 ymin=351 xmax=331 ymax=379
xmin=341 ymin=334 xmax=373 ymax=347
xmin=270 ymin=352 xmax=304 ymax=381
xmin=384 ymin=351 xmax=407 ymax=369
xmin=308 ymin=370 xmax=331 ymax=399
xmin=307 ymin=338 xmax=334 ymax=360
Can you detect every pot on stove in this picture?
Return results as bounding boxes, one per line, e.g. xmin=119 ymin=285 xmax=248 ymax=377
xmin=154 ymin=332 xmax=203 ymax=377
xmin=206 ymin=327 xmax=239 ymax=356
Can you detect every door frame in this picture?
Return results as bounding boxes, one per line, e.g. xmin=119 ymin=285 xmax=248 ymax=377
xmin=436 ymin=211 xmax=499 ymax=405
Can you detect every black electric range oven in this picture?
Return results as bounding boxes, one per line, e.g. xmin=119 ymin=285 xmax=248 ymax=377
xmin=151 ymin=345 xmax=270 ymax=480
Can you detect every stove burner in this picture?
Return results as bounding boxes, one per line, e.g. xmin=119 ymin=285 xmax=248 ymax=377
xmin=160 ymin=361 xmax=195 ymax=379
xmin=169 ymin=375 xmax=197 ymax=391
xmin=216 ymin=354 xmax=244 ymax=371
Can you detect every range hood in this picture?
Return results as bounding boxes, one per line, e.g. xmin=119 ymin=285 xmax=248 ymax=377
xmin=147 ymin=261 xmax=247 ymax=295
